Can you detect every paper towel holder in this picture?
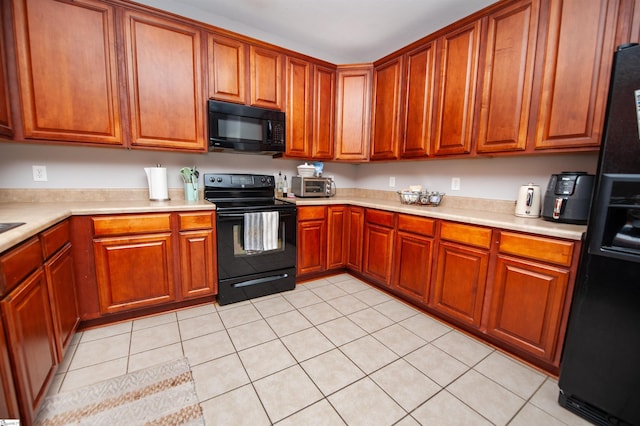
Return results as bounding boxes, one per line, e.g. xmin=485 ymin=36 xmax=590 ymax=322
xmin=144 ymin=164 xmax=170 ymax=201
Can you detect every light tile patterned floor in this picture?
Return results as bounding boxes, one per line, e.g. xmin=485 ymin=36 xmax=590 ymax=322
xmin=46 ymin=274 xmax=591 ymax=425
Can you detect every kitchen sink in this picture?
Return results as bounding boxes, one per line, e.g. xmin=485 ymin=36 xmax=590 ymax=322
xmin=0 ymin=223 xmax=25 ymax=234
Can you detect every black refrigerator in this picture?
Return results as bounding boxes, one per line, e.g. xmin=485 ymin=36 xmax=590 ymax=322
xmin=558 ymin=43 xmax=640 ymax=426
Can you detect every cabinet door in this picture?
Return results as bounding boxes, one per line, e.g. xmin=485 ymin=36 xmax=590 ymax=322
xmin=433 ymin=19 xmax=482 ymax=156
xmin=2 ymin=268 xmax=57 ymax=425
xmin=44 ymin=244 xmax=79 ymax=362
xmin=430 ymin=241 xmax=489 ymax=327
xmin=477 ymin=0 xmax=539 ymax=153
xmin=123 ymin=10 xmax=205 ymax=150
xmin=0 ymin=316 xmax=19 ymax=419
xmin=208 ymin=34 xmax=247 ymax=104
xmin=335 ymin=65 xmax=372 ymax=161
xmin=401 ymin=42 xmax=437 ymax=158
xmin=285 ymin=57 xmax=313 ymax=158
xmin=312 ymin=65 xmax=336 ymax=159
xmin=362 ymin=222 xmax=395 ymax=287
xmin=488 ymin=255 xmax=569 ymax=361
xmin=0 ymin=4 xmax=12 ymax=138
xmin=250 ymin=45 xmax=283 ymax=110
xmin=179 ymin=230 xmax=217 ymax=298
xmin=346 ymin=206 xmax=364 ymax=272
xmin=327 ymin=206 xmax=347 ymax=270
xmin=93 ymin=233 xmax=175 ymax=314
xmin=297 ymin=219 xmax=327 ymax=276
xmin=533 ymin=0 xmax=617 ymax=149
xmin=394 ymin=231 xmax=433 ymax=303
xmin=370 ymin=56 xmax=403 ymax=160
xmin=12 ymin=0 xmax=122 ymax=144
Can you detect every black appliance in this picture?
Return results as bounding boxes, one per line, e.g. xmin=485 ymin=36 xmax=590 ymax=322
xmin=208 ymin=100 xmax=285 ymax=155
xmin=204 ymin=173 xmax=297 ymax=305
xmin=542 ymin=171 xmax=595 ymax=224
xmin=558 ymin=43 xmax=640 ymax=426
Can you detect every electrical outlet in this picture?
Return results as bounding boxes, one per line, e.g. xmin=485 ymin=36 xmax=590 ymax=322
xmin=451 ymin=177 xmax=461 ymax=191
xmin=32 ymin=165 xmax=48 ymax=182
xmin=389 ymin=176 xmax=396 ymax=187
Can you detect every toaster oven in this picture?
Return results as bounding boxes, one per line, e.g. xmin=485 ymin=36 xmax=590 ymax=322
xmin=291 ymin=176 xmax=335 ymax=197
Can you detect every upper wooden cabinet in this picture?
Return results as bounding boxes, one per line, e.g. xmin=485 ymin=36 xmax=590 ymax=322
xmin=123 ymin=10 xmax=205 ymax=151
xmin=311 ymin=64 xmax=336 ymax=159
xmin=0 ymin=4 xmax=12 ymax=139
xmin=477 ymin=0 xmax=539 ymax=153
xmin=335 ymin=64 xmax=372 ymax=161
xmin=250 ymin=45 xmax=283 ymax=110
xmin=370 ymin=56 xmax=404 ymax=160
xmin=285 ymin=57 xmax=313 ymax=158
xmin=208 ymin=34 xmax=247 ymax=104
xmin=12 ymin=0 xmax=122 ymax=145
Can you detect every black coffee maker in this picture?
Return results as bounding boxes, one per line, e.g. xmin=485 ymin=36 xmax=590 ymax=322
xmin=542 ymin=172 xmax=595 ymax=224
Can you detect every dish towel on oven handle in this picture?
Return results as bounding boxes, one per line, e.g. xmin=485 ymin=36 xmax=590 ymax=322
xmin=244 ymin=211 xmax=279 ymax=253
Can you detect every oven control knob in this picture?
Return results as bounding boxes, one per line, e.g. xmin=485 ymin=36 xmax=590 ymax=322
xmin=266 ymin=177 xmax=272 ymax=184
xmin=216 ymin=177 xmax=223 ymax=182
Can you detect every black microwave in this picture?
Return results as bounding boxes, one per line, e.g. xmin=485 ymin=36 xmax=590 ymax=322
xmin=208 ymin=100 xmax=285 ymax=154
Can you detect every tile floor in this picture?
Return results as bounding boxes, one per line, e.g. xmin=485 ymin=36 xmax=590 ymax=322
xmin=45 ymin=273 xmax=590 ymax=425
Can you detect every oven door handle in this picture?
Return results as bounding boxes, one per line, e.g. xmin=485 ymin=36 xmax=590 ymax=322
xmin=232 ymin=273 xmax=290 ymax=288
xmin=217 ymin=211 xmax=295 ymax=219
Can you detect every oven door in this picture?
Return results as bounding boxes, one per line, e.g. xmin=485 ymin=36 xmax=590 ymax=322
xmin=216 ymin=208 xmax=297 ymax=280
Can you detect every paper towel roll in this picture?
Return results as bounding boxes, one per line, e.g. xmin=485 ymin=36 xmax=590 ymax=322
xmin=145 ymin=166 xmax=170 ymax=201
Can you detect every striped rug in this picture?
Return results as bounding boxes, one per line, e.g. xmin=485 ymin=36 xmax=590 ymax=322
xmin=35 ymin=358 xmax=203 ymax=425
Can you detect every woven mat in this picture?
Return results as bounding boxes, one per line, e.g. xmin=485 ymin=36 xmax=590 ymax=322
xmin=35 ymin=358 xmax=204 ymax=426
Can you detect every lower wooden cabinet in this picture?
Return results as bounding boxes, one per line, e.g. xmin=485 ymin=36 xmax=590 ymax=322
xmin=178 ymin=212 xmax=217 ymax=299
xmin=297 ymin=206 xmax=327 ymax=276
xmin=346 ymin=206 xmax=364 ymax=272
xmin=362 ymin=209 xmax=396 ymax=287
xmin=327 ymin=206 xmax=347 ymax=270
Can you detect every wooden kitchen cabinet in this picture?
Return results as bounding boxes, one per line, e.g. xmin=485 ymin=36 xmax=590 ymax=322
xmin=311 ymin=64 xmax=336 ymax=159
xmin=0 ymin=316 xmax=19 ymax=420
xmin=297 ymin=206 xmax=327 ymax=277
xmin=335 ymin=64 xmax=372 ymax=161
xmin=0 ymin=3 xmax=12 ymax=139
xmin=487 ymin=231 xmax=576 ymax=362
xmin=362 ymin=209 xmax=396 ymax=287
xmin=346 ymin=206 xmax=365 ymax=272
xmin=11 ymin=0 xmax=122 ymax=145
xmin=250 ymin=45 xmax=283 ymax=110
xmin=92 ymin=214 xmax=175 ymax=314
xmin=392 ymin=214 xmax=436 ymax=303
xmin=285 ymin=56 xmax=313 ymax=157
xmin=430 ymin=222 xmax=491 ymax=327
xmin=433 ymin=19 xmax=483 ymax=156
xmin=208 ymin=33 xmax=247 ymax=104
xmin=178 ymin=212 xmax=217 ymax=299
xmin=327 ymin=206 xmax=347 ymax=270
xmin=370 ymin=56 xmax=404 ymax=160
xmin=477 ymin=0 xmax=539 ymax=153
xmin=123 ymin=9 xmax=205 ymax=151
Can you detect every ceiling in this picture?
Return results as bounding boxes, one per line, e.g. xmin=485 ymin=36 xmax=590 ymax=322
xmin=133 ymin=0 xmax=497 ymax=64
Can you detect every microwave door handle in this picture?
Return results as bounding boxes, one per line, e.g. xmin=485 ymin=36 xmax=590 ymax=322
xmin=266 ymin=120 xmax=273 ymax=141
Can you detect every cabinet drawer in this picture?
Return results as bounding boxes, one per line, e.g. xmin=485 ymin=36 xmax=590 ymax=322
xmin=440 ymin=222 xmax=492 ymax=249
xmin=397 ymin=214 xmax=436 ymax=237
xmin=366 ymin=209 xmax=395 ymax=228
xmin=40 ymin=220 xmax=70 ymax=259
xmin=92 ymin=214 xmax=171 ymax=237
xmin=178 ymin=212 xmax=214 ymax=231
xmin=0 ymin=237 xmax=43 ymax=296
xmin=499 ymin=231 xmax=575 ymax=267
xmin=298 ymin=206 xmax=326 ymax=221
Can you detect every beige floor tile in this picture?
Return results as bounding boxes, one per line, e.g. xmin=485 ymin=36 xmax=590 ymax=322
xmin=432 ymin=330 xmax=493 ymax=366
xmin=127 ymin=342 xmax=184 ymax=372
xmin=348 ymin=307 xmax=394 ymax=333
xmin=191 ymin=353 xmax=250 ymax=401
xmin=340 ymin=335 xmax=398 ymax=374
xmin=252 ymin=295 xmax=295 ymax=318
xmin=324 ymin=273 xmax=353 ymax=284
xmin=394 ymin=415 xmax=421 ymax=425
xmin=309 ymin=283 xmax=349 ymax=300
xmin=280 ymin=327 xmax=335 ymax=362
xmin=276 ymin=398 xmax=346 ymax=426
xmin=447 ymin=369 xmax=525 ymax=425
xmin=328 ymin=377 xmax=406 ymax=425
xmin=334 ymin=278 xmax=371 ymax=294
xmin=200 ymin=384 xmax=270 ymax=426
xmin=175 ymin=302 xmax=216 ymax=321
xmin=317 ymin=317 xmax=367 ymax=346
xmin=530 ymin=379 xmax=592 ymax=426
xmin=326 ymin=294 xmax=368 ymax=315
xmin=265 ymin=309 xmax=313 ymax=337
xmin=132 ymin=311 xmax=177 ymax=331
xmin=218 ymin=304 xmax=262 ymax=328
xmin=300 ymin=348 xmax=365 ymax=396
xmin=182 ymin=329 xmax=236 ymax=366
xmin=216 ymin=299 xmax=252 ymax=311
xmin=227 ymin=319 xmax=277 ymax=351
xmin=405 ymin=344 xmax=468 ymax=387
xmin=300 ymin=278 xmax=333 ymax=289
xmin=129 ymin=321 xmax=181 ymax=354
xmin=412 ymin=390 xmax=492 ymax=425
xmin=399 ymin=314 xmax=451 ymax=342
xmin=178 ymin=312 xmax=225 ymax=341
xmin=373 ymin=299 xmax=419 ymax=322
xmin=371 ymin=359 xmax=441 ymax=412
xmin=372 ymin=323 xmax=427 ymax=356
xmin=69 ymin=333 xmax=130 ymax=370
xmin=60 ymin=357 xmax=128 ymax=392
xmin=510 ymin=403 xmax=566 ymax=426
xmin=253 ymin=365 xmax=323 ymax=423
xmin=352 ymin=288 xmax=393 ymax=306
xmin=283 ymin=287 xmax=323 ymax=308
xmin=238 ymin=340 xmax=297 ymax=381
xmin=298 ymin=302 xmax=342 ymax=325
xmin=474 ymin=352 xmax=546 ymax=399
xmin=80 ymin=321 xmax=132 ymax=343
